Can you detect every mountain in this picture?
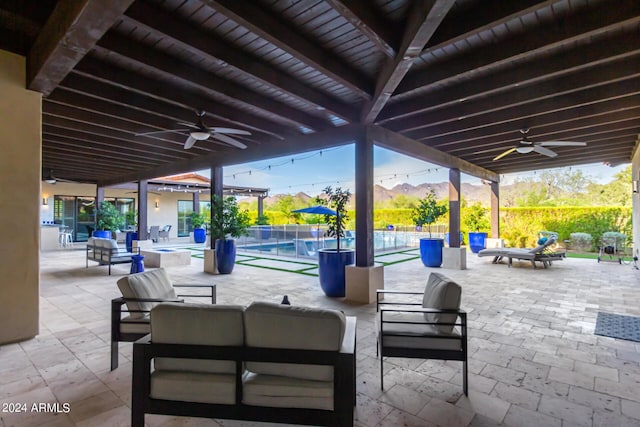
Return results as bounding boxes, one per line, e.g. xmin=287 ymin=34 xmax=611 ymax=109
xmin=373 ymin=182 xmax=492 ymax=205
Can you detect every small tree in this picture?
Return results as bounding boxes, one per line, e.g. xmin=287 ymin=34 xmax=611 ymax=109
xmin=211 ymin=195 xmax=251 ymax=242
xmin=463 ymin=202 xmax=490 ymax=232
xmin=320 ymin=186 xmax=351 ymax=252
xmin=411 ymin=189 xmax=447 ymax=237
xmin=96 ymin=201 xmax=125 ymax=234
xmin=189 ymin=211 xmax=205 ymax=229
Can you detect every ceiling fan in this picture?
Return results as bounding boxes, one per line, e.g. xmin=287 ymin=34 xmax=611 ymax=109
xmin=493 ymin=129 xmax=587 ymax=161
xmin=136 ymin=110 xmax=251 ymax=150
xmin=43 ymin=169 xmax=77 ymax=184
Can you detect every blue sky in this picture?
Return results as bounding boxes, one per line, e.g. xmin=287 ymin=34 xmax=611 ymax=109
xmin=213 ymin=145 xmax=627 ymax=196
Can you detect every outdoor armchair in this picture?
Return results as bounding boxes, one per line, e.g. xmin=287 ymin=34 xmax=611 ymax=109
xmin=158 ymin=225 xmax=171 ymax=242
xmin=111 ymin=268 xmax=216 ymax=370
xmin=376 ymin=272 xmax=467 ymax=395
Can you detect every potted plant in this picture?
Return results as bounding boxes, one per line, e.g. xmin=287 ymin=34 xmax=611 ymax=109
xmin=211 ymin=195 xmax=251 ymax=274
xmin=317 ymin=186 xmax=355 ymax=297
xmin=464 ymin=202 xmax=490 ymax=253
xmin=412 ymin=189 xmax=447 ymax=267
xmin=255 ymin=214 xmax=271 ymax=240
xmin=95 ymin=201 xmax=125 ymax=239
xmin=189 ymin=211 xmax=206 ymax=244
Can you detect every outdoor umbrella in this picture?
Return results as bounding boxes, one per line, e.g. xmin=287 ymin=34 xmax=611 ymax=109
xmin=292 ymin=205 xmax=337 ymax=215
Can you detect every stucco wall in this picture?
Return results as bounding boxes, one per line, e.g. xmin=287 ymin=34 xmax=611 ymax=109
xmin=0 ymin=50 xmax=42 ymax=344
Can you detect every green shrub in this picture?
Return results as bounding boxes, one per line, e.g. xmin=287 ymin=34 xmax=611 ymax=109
xmin=569 ymin=232 xmax=593 ymax=252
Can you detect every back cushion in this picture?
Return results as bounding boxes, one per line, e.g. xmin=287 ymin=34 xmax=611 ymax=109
xmin=244 ymin=302 xmax=345 ymax=381
xmin=422 ymin=273 xmax=461 ymax=334
xmin=151 ymin=303 xmax=245 ymax=374
xmin=117 ymin=268 xmax=177 ymax=319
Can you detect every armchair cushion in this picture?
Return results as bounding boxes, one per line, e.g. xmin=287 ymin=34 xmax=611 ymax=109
xmin=422 ymin=272 xmax=461 ymax=333
xmin=117 ymin=268 xmax=176 ymax=319
xmin=242 ymin=371 xmax=334 ymax=410
xmin=244 ymin=302 xmax=345 ymax=381
xmin=377 ymin=310 xmax=462 ymax=350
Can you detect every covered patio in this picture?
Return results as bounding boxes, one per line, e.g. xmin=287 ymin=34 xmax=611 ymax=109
xmin=1 ymin=1 xmax=640 ymax=426
xmin=2 ymin=247 xmax=639 ymax=426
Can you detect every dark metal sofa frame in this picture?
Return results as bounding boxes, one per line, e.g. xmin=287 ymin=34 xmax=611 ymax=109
xmin=86 ymin=241 xmax=139 ymax=275
xmin=131 ymin=317 xmax=357 ymax=427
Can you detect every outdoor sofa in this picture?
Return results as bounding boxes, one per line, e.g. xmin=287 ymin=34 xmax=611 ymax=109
xmin=477 ymin=236 xmax=565 ymax=268
xmin=86 ymin=237 xmax=139 ymax=275
xmin=132 ymin=301 xmax=356 ymax=426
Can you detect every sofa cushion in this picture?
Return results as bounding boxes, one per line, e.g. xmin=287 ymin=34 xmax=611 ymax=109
xmin=242 ymin=371 xmax=333 ymax=410
xmin=117 ymin=268 xmax=176 ymax=319
xmin=422 ymin=273 xmax=461 ymax=334
xmin=151 ymin=371 xmax=236 ymax=404
xmin=119 ymin=315 xmax=151 ymax=334
xmin=244 ymin=301 xmax=345 ymax=381
xmin=151 ymin=302 xmax=245 ymax=374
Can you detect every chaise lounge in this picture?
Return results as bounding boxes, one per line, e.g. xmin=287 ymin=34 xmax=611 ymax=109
xmin=477 ymin=236 xmax=565 ymax=268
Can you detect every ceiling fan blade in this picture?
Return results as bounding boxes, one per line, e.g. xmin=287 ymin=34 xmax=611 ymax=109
xmin=135 ymin=128 xmax=190 ymax=136
xmin=493 ymin=147 xmax=517 ymax=161
xmin=209 ymin=127 xmax=251 ymax=135
xmin=184 ymin=135 xmax=198 ymax=149
xmin=538 ymin=141 xmax=587 ymax=147
xmin=177 ymin=122 xmax=199 ymax=129
xmin=212 ymin=133 xmax=247 ymax=149
xmin=533 ymin=146 xmax=558 ymax=157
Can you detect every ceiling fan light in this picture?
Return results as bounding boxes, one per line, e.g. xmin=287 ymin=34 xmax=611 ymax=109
xmin=516 ymin=146 xmax=534 ymax=154
xmin=190 ymin=131 xmax=210 ymax=140
xmin=45 ymin=179 xmax=56 ymax=184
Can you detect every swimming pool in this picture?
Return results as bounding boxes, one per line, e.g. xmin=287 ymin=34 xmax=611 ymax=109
xmin=239 ymin=230 xmax=426 ymax=258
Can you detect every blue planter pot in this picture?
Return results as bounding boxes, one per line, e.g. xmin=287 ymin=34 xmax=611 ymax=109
xmin=259 ymin=226 xmax=271 ymax=240
xmin=193 ymin=228 xmax=206 ymax=243
xmin=420 ymin=238 xmax=443 ymax=267
xmin=216 ymin=239 xmax=237 ymax=274
xmin=445 ymin=232 xmax=464 ymax=246
xmin=318 ymin=249 xmax=355 ymax=297
xmin=468 ymin=232 xmax=488 ymax=253
xmin=125 ymin=231 xmax=138 ymax=252
xmin=93 ymin=230 xmax=111 ymax=239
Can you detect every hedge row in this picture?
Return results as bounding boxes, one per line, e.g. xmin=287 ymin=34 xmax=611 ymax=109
xmin=249 ymin=206 xmax=631 ymax=250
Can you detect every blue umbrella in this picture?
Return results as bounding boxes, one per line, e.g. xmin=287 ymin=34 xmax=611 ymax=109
xmin=292 ymin=205 xmax=337 ymax=216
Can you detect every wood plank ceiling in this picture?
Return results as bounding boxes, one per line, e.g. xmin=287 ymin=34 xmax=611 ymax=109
xmin=2 ymin=0 xmax=639 ymax=185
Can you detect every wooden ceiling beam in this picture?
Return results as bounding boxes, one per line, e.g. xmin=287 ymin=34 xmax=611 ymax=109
xmin=27 ymin=0 xmax=134 ymax=96
xmin=424 ymin=0 xmax=556 ymax=52
xmin=380 ymin=32 xmax=640 ymax=122
xmin=98 ymin=124 xmax=366 ymax=186
xmin=396 ymin=0 xmax=640 ymax=96
xmin=361 ymin=0 xmax=455 ymax=124
xmin=368 ymin=125 xmax=498 ymax=182
xmin=68 ymin=59 xmax=292 ymax=140
xmin=324 ymin=0 xmax=397 ymax=57
xmin=392 ymin=60 xmax=640 ymax=134
xmin=406 ymin=93 xmax=640 ymax=144
xmin=124 ymin=2 xmax=359 ymax=123
xmin=96 ymin=32 xmax=331 ymax=132
xmin=202 ymin=0 xmax=372 ymax=99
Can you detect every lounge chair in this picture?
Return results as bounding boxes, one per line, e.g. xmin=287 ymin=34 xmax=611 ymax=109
xmin=477 ymin=237 xmax=565 ymax=269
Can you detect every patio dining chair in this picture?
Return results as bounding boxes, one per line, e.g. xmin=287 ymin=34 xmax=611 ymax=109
xmin=158 ymin=225 xmax=171 ymax=242
xmin=111 ymin=268 xmax=216 ymax=370
xmin=148 ymin=225 xmax=160 ymax=242
xmin=376 ymin=272 xmax=467 ymax=395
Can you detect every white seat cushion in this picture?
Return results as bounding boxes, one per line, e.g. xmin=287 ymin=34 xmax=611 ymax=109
xmin=422 ymin=273 xmax=461 ymax=333
xmin=119 ymin=315 xmax=150 ymax=334
xmin=244 ymin=302 xmax=345 ymax=382
xmin=117 ymin=268 xmax=177 ymax=319
xmin=151 ymin=302 xmax=245 ymax=374
xmin=242 ymin=371 xmax=333 ymax=410
xmin=151 ymin=371 xmax=236 ymax=404
xmin=378 ymin=311 xmax=462 ymax=351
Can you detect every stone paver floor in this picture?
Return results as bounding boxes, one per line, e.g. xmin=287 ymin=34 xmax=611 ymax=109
xmin=1 ymin=244 xmax=640 ymax=426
